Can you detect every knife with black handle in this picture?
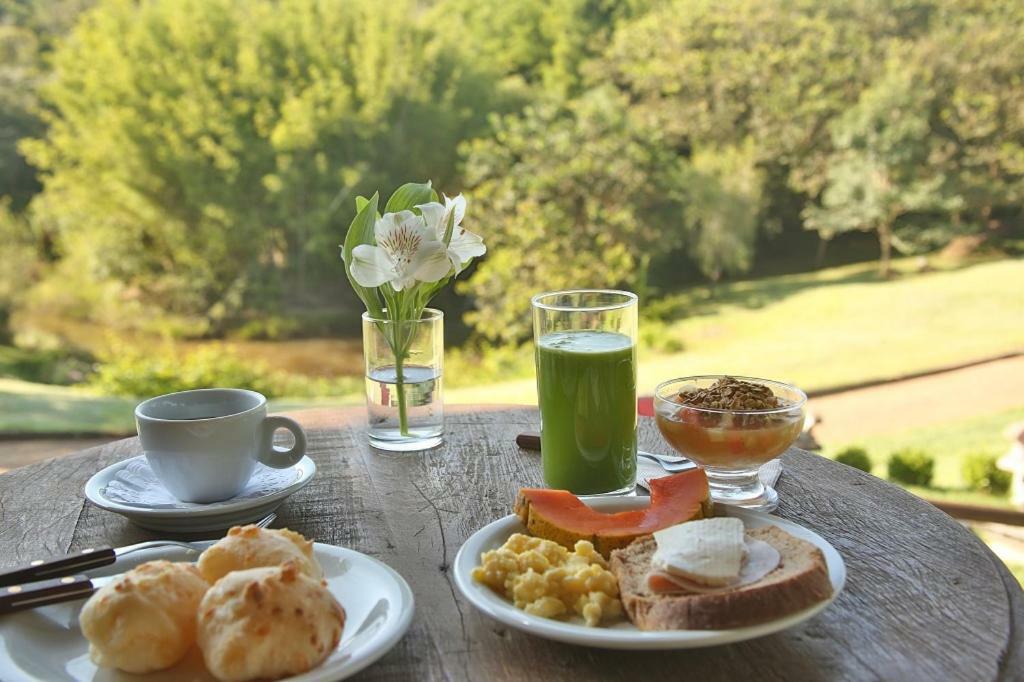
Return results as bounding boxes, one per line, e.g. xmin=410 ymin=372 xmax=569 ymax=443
xmin=0 ymin=574 xmax=95 ymax=615
xmin=0 ymin=548 xmax=116 ymax=588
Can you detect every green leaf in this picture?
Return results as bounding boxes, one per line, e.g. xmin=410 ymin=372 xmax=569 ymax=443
xmin=341 ymin=193 xmax=384 ymax=319
xmin=415 ymin=274 xmax=452 ymax=310
xmin=354 ymin=195 xmax=370 ymax=213
xmin=385 ymin=181 xmax=435 ymax=213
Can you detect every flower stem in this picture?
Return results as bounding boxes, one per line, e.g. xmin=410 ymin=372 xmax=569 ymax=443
xmin=394 ymin=345 xmax=410 ymax=437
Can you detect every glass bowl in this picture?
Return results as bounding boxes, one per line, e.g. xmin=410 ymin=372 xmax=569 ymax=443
xmin=653 ymin=375 xmax=807 ymax=512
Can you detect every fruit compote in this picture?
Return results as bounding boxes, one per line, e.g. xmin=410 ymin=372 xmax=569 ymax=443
xmin=654 ymin=376 xmax=804 ymax=469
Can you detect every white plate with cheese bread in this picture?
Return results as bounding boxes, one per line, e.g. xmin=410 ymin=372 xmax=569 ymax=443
xmin=454 ymin=496 xmax=845 ymax=649
xmin=0 ymin=526 xmax=414 ymax=681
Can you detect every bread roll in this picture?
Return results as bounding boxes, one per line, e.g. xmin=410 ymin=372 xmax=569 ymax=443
xmin=197 ymin=562 xmax=345 ymax=681
xmin=197 ymin=525 xmax=321 ymax=584
xmin=78 ymin=560 xmax=208 ymax=673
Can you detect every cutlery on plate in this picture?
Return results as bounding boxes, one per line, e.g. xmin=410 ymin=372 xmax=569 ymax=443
xmin=515 ymin=432 xmax=696 ymax=472
xmin=0 ymin=512 xmax=277 ymax=614
xmin=0 ymin=574 xmax=95 ymax=616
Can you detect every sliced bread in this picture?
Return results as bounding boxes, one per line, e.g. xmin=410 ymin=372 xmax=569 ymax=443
xmin=609 ymin=526 xmax=832 ymax=630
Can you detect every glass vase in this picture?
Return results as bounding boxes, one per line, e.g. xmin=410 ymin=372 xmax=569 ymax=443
xmin=362 ymin=308 xmax=444 ymax=451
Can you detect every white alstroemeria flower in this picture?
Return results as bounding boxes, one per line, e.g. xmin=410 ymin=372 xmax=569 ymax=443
xmin=349 ymin=210 xmax=451 ymax=291
xmin=417 ymin=194 xmax=486 ymax=271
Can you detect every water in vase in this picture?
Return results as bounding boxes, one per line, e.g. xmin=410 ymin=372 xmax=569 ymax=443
xmin=365 ymin=364 xmax=443 ymax=450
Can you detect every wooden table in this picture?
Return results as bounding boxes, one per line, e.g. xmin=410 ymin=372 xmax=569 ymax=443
xmin=1 ymin=406 xmax=1021 ymax=681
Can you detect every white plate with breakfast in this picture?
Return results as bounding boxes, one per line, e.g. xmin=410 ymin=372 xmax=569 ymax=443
xmin=84 ymin=455 xmax=317 ymax=532
xmin=0 ymin=526 xmax=414 ymax=681
xmin=453 ymin=472 xmax=845 ymax=649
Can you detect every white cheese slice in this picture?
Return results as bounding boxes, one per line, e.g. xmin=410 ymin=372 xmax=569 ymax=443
xmin=651 ymin=517 xmax=745 ymax=587
xmin=647 ymin=537 xmax=781 ymax=594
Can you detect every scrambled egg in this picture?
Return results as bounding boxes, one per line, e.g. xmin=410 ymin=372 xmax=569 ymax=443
xmin=471 ymin=533 xmax=622 ymax=627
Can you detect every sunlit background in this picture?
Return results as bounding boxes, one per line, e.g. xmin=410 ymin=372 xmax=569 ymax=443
xmin=0 ymin=0 xmax=1022 ymax=576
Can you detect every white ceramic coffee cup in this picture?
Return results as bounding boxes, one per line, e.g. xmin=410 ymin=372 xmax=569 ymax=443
xmin=135 ymin=388 xmax=307 ymax=503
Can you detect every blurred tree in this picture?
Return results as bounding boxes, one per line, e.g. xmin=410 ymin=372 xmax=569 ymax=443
xmin=676 ymin=141 xmax=763 ymax=281
xmin=598 ymin=0 xmax=887 ymax=197
xmin=596 ymin=0 xmax=974 ymax=270
xmin=0 ymin=0 xmax=94 ymax=211
xmin=20 ymin=0 xmax=497 ymax=335
xmin=0 ymin=21 xmax=41 ymax=211
xmin=0 ymin=199 xmax=38 ymax=312
xmin=802 ymin=47 xmax=963 ymax=276
xmin=3 ymin=0 xmax=1021 ymax=348
xmin=460 ymin=88 xmax=690 ymax=342
xmin=433 ymin=0 xmax=652 ymax=99
xmin=803 ymin=1 xmax=1024 ymax=273
xmin=933 ymin=0 xmax=1024 ymax=232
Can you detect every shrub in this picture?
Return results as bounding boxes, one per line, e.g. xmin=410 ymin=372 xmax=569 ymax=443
xmin=835 ymin=447 xmax=872 ymax=473
xmin=91 ymin=344 xmax=278 ymax=398
xmin=640 ymin=319 xmax=686 ymax=354
xmin=90 ymin=343 xmax=363 ymax=399
xmin=444 ymin=343 xmax=533 ymax=389
xmin=962 ymin=453 xmax=1011 ymax=495
xmin=0 ymin=345 xmax=94 ymax=385
xmin=887 ymin=449 xmax=935 ymax=487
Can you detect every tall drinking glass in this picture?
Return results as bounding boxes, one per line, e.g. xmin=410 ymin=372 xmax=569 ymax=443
xmin=532 ymin=290 xmax=638 ymax=495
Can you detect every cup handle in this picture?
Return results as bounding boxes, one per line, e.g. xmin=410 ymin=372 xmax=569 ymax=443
xmin=258 ymin=416 xmax=307 ymax=469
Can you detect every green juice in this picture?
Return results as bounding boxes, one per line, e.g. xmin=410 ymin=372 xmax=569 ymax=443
xmin=535 ymin=330 xmax=637 ymax=494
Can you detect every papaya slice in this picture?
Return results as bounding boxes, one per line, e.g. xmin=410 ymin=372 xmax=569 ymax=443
xmin=513 ymin=469 xmax=712 ymax=557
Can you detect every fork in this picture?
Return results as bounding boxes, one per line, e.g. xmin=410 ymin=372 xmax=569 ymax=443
xmin=637 ymin=452 xmax=696 ymax=472
xmin=113 ymin=511 xmax=278 ymax=562
xmin=0 ymin=512 xmax=277 ymax=588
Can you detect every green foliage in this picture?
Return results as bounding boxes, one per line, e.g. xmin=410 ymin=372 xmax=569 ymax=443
xmin=677 ymin=142 xmax=764 ymax=281
xmin=961 ymin=453 xmax=1011 ymax=495
xmin=460 ymin=88 xmax=687 ymax=341
xmin=341 ymin=193 xmax=385 ymax=321
xmin=1 ymin=0 xmax=96 ymax=211
xmin=89 ymin=343 xmax=359 ymax=399
xmin=0 ymin=344 xmax=92 ymax=384
xmin=600 ymin=0 xmax=880 ymax=193
xmin=91 ymin=344 xmax=277 ymax=398
xmin=803 ymin=44 xmax=963 ymax=274
xmin=433 ymin=0 xmax=647 ymax=98
xmin=21 ymin=0 xmax=497 ymax=334
xmin=835 ymin=447 xmax=873 ymax=473
xmin=444 ymin=342 xmax=533 ymax=389
xmin=888 ymin=448 xmax=935 ymax=487
xmin=0 ymin=199 xmax=41 ymax=325
xmin=2 ymin=0 xmax=1023 ymax=347
xmin=926 ymin=3 xmax=1024 ymax=230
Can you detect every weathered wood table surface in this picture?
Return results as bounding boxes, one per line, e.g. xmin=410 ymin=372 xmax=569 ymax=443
xmin=0 ymin=405 xmax=1021 ymax=681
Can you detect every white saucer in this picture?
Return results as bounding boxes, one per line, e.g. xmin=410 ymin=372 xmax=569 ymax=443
xmin=84 ymin=455 xmax=316 ymax=532
xmin=453 ymin=497 xmax=846 ymax=649
xmin=0 ymin=540 xmax=414 ymax=681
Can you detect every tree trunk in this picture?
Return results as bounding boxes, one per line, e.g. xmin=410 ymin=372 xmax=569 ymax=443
xmin=814 ymin=236 xmax=830 ymax=269
xmin=878 ymin=222 xmax=892 ymax=278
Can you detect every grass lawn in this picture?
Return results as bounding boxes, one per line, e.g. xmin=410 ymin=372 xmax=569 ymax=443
xmin=642 ymin=257 xmax=1024 ymax=393
xmin=0 ymin=378 xmax=357 ymax=435
xmin=451 ymin=256 xmax=1024 ymax=404
xmin=0 ymin=378 xmax=136 ymax=434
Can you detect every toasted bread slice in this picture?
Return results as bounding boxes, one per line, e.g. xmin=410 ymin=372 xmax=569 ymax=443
xmin=609 ymin=526 xmax=832 ymax=630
